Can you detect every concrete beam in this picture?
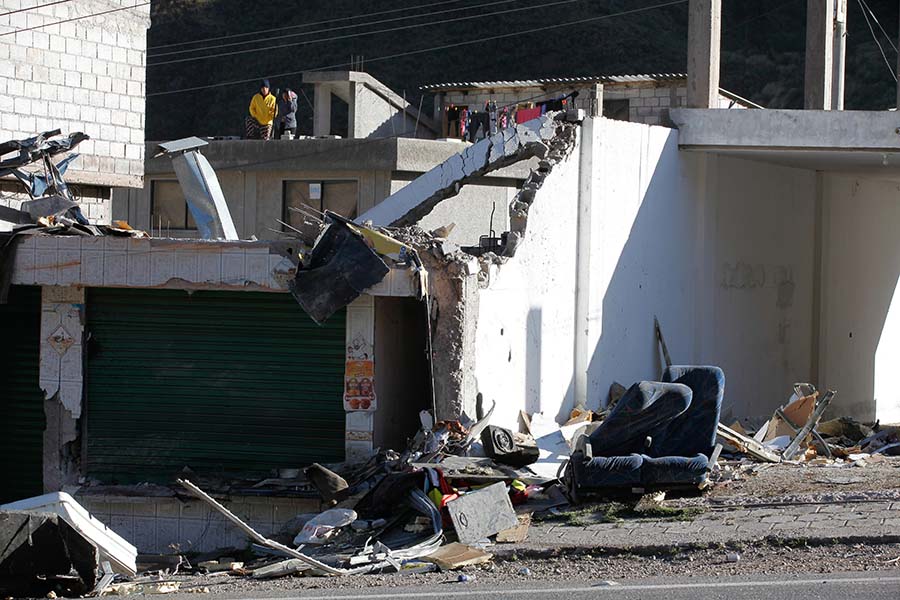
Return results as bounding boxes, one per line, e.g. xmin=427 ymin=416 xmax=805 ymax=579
xmin=804 ymin=0 xmax=835 ymax=109
xmin=670 ymin=108 xmax=900 ymax=151
xmin=686 ymin=0 xmax=721 ymax=108
xmin=356 ymin=112 xmax=570 ymax=227
xmin=142 ymin=138 xmax=535 ymax=178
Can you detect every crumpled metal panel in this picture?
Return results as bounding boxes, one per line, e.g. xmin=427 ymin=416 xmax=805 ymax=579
xmin=171 ymin=151 xmax=238 ymax=240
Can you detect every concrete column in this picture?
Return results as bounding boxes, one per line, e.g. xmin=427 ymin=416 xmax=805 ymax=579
xmin=573 ymin=117 xmax=597 ymax=408
xmin=804 ymin=0 xmax=835 ymax=109
xmin=589 ymin=84 xmax=603 ymax=117
xmin=686 ymin=0 xmax=721 ymax=108
xmin=344 ymin=295 xmax=376 ymax=462
xmin=313 ymin=84 xmax=332 ymax=136
xmin=831 ymin=0 xmax=847 ymax=110
xmin=39 ymin=286 xmax=85 ymax=491
xmin=897 ymin=7 xmax=900 ymax=108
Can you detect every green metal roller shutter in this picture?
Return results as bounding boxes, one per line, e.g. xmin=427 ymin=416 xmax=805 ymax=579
xmin=85 ymin=288 xmax=346 ymax=484
xmin=0 ymin=285 xmax=45 ymax=503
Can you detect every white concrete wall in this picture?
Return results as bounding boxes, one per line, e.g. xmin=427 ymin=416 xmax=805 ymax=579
xmin=403 ymin=181 xmax=516 ymax=247
xmin=0 ymin=1 xmax=150 ymax=189
xmin=702 ymin=155 xmax=816 ymax=419
xmin=470 ymin=117 xmax=818 ymax=429
xmin=472 ymin=133 xmax=581 ymax=428
xmin=820 ymin=174 xmax=900 ymax=422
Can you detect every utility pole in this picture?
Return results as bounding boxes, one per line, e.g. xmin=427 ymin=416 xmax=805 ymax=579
xmin=831 ymin=0 xmax=847 ymax=109
xmin=686 ymin=0 xmax=721 ymax=108
xmin=805 ymin=0 xmax=835 ymax=109
xmin=896 ymin=4 xmax=900 ymax=108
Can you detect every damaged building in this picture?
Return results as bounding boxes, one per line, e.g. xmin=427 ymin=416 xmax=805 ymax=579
xmin=2 ymin=1 xmax=899 ymax=558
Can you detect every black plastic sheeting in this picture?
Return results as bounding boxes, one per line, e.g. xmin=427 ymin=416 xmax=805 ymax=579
xmin=290 ymin=220 xmax=389 ymax=324
xmin=0 ymin=511 xmax=98 ymax=597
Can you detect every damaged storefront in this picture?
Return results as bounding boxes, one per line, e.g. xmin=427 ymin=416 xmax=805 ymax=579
xmin=1 ymin=132 xmax=433 ymax=555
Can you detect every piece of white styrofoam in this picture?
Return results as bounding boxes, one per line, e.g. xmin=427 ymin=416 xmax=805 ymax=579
xmin=1 ymin=492 xmax=137 ymax=575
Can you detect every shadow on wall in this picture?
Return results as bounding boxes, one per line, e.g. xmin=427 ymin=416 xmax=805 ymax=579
xmin=555 ymin=121 xmax=816 ymax=422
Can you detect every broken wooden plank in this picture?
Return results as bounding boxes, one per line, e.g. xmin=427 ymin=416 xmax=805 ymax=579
xmin=782 ymin=390 xmax=835 ymax=461
xmin=716 ymin=423 xmax=781 ymax=463
xmin=496 ymin=513 xmax=531 ymax=543
xmin=251 ymin=559 xmax=311 ymax=579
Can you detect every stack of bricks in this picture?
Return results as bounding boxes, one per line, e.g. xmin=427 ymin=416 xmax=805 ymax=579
xmin=0 ymin=1 xmax=151 ymax=191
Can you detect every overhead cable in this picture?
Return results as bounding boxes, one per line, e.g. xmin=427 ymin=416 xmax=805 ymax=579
xmin=148 ymin=0 xmax=591 ymax=65
xmin=147 ymin=0 xmax=688 ymax=95
xmin=149 ymin=0 xmax=509 ymax=55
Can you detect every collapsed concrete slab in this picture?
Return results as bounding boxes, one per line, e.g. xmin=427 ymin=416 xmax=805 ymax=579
xmin=357 ymin=112 xmax=574 ymax=228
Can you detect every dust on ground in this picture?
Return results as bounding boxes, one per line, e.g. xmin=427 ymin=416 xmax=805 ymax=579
xmin=155 ymin=540 xmax=900 ymax=594
xmin=679 ymin=457 xmax=900 ymax=507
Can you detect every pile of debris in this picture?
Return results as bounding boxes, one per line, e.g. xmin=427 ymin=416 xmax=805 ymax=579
xmin=0 ymin=130 xmax=149 ymax=303
xmin=715 ymin=383 xmax=898 ymax=468
xmin=0 ymin=493 xmax=137 ymax=597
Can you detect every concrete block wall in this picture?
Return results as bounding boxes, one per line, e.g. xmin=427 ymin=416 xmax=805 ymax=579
xmin=0 ymin=1 xmax=151 ymax=189
xmin=77 ymin=495 xmax=320 ymax=554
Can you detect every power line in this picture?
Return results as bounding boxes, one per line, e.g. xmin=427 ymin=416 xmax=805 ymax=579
xmin=148 ymin=0 xmax=594 ymax=66
xmin=149 ymin=0 xmax=472 ymax=51
xmin=147 ymin=0 xmax=687 ymax=97
xmin=858 ymin=0 xmax=897 ymax=53
xmin=724 ymin=0 xmax=801 ymax=31
xmin=0 ymin=0 xmax=149 ymax=36
xmin=0 ymin=0 xmax=75 ymax=19
xmin=149 ymin=0 xmax=524 ymax=59
xmin=855 ymin=0 xmax=897 ymax=82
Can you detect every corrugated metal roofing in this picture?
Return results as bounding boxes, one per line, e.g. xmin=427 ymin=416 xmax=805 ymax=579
xmin=420 ymin=74 xmax=687 ymax=91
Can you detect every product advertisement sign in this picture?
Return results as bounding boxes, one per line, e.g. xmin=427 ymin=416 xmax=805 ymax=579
xmin=344 ymin=359 xmax=376 ymax=411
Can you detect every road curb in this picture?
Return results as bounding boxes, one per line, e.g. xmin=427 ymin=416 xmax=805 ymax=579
xmin=493 ymin=533 xmax=900 ymax=560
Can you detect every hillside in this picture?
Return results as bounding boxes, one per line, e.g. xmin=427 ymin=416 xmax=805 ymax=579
xmin=146 ymin=0 xmax=899 ymax=140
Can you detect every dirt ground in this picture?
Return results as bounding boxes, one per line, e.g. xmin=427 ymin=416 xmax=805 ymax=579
xmin=678 ymin=457 xmax=900 ymax=506
xmin=141 ymin=540 xmax=900 ymax=594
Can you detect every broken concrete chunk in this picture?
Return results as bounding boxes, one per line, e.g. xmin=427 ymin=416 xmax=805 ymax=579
xmin=446 ymin=482 xmax=518 ymax=544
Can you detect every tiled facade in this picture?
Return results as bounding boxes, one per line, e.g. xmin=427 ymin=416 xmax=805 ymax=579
xmin=77 ymin=495 xmax=321 ymax=554
xmin=10 ymin=236 xmax=418 ymax=296
xmin=0 ymin=0 xmax=150 ymax=189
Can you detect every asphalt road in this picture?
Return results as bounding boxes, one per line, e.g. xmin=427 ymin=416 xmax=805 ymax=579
xmin=164 ymin=571 xmax=900 ymax=600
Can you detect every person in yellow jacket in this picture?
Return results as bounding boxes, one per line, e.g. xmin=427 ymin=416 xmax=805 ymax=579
xmin=245 ymin=79 xmax=277 ymax=140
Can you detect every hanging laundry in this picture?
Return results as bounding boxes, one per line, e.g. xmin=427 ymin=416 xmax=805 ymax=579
xmin=515 ymin=106 xmax=542 ymax=124
xmin=446 ymin=105 xmax=462 ymax=138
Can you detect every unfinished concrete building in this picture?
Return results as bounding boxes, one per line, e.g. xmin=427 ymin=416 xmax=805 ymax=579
xmin=3 ymin=0 xmax=899 ymax=556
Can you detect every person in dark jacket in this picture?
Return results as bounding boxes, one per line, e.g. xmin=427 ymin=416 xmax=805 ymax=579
xmin=277 ymin=89 xmax=298 ymax=139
